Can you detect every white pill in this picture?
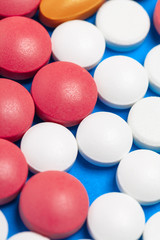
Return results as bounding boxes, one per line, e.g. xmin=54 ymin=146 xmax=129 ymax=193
xmin=117 ymin=149 xmax=160 ymax=205
xmin=76 ymin=112 xmax=133 ymax=166
xmin=0 ymin=210 xmax=8 ymax=240
xmin=96 ymin=0 xmax=150 ymax=51
xmin=8 ymin=232 xmax=50 ymax=240
xmin=94 ymin=56 xmax=148 ymax=109
xmin=87 ymin=192 xmax=145 ymax=240
xmin=128 ymin=97 xmax=160 ymax=151
xmin=51 ymin=20 xmax=106 ymax=70
xmin=143 ymin=212 xmax=160 ymax=240
xmin=144 ymin=45 xmax=160 ymax=95
xmin=20 ymin=122 xmax=78 ymax=173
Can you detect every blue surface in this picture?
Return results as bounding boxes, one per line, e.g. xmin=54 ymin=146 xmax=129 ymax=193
xmin=1 ymin=0 xmax=160 ymax=239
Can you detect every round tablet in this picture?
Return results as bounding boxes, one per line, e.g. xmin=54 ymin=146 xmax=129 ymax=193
xmin=0 ymin=0 xmax=40 ymax=19
xmin=143 ymin=212 xmax=160 ymax=240
xmin=31 ymin=62 xmax=97 ymax=127
xmin=128 ymin=97 xmax=160 ymax=151
xmin=87 ymin=192 xmax=145 ymax=240
xmin=51 ymin=20 xmax=105 ymax=69
xmin=0 ymin=211 xmax=8 ymax=240
xmin=153 ymin=0 xmax=160 ymax=34
xmin=0 ymin=16 xmax=51 ymax=80
xmin=0 ymin=139 xmax=28 ymax=205
xmin=21 ymin=122 xmax=78 ymax=173
xmin=19 ymin=171 xmax=89 ymax=239
xmin=39 ymin=0 xmax=105 ymax=28
xmin=8 ymin=232 xmax=50 ymax=240
xmin=76 ymin=112 xmax=133 ymax=166
xmin=0 ymin=78 xmax=35 ymax=142
xmin=96 ymin=0 xmax=150 ymax=51
xmin=116 ymin=149 xmax=160 ymax=205
xmin=144 ymin=45 xmax=160 ymax=94
xmin=94 ymin=56 xmax=148 ymax=109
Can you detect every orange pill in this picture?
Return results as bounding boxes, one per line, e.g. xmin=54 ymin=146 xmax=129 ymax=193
xmin=153 ymin=0 xmax=160 ymax=34
xmin=39 ymin=0 xmax=105 ymax=28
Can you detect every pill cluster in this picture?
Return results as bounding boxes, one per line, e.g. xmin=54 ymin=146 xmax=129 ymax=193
xmin=0 ymin=0 xmax=160 ymax=239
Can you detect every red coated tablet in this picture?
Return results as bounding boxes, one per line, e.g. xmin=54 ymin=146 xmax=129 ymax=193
xmin=0 ymin=16 xmax=51 ymax=80
xmin=0 ymin=139 xmax=28 ymax=205
xmin=31 ymin=62 xmax=98 ymax=127
xmin=19 ymin=171 xmax=89 ymax=239
xmin=0 ymin=0 xmax=40 ymax=19
xmin=0 ymin=78 xmax=35 ymax=142
xmin=153 ymin=0 xmax=160 ymax=34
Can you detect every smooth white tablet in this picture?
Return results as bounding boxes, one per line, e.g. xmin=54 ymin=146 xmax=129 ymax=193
xmin=8 ymin=232 xmax=50 ymax=240
xmin=76 ymin=112 xmax=133 ymax=166
xmin=144 ymin=45 xmax=160 ymax=94
xmin=96 ymin=0 xmax=150 ymax=51
xmin=143 ymin=212 xmax=160 ymax=240
xmin=128 ymin=97 xmax=160 ymax=151
xmin=51 ymin=20 xmax=105 ymax=70
xmin=20 ymin=122 xmax=78 ymax=173
xmin=116 ymin=149 xmax=160 ymax=205
xmin=87 ymin=192 xmax=145 ymax=240
xmin=0 ymin=210 xmax=8 ymax=240
xmin=94 ymin=56 xmax=148 ymax=109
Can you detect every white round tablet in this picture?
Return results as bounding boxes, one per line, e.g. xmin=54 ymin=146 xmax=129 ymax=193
xmin=143 ymin=212 xmax=160 ymax=240
xmin=94 ymin=56 xmax=148 ymax=109
xmin=8 ymin=232 xmax=50 ymax=240
xmin=0 ymin=210 xmax=8 ymax=240
xmin=128 ymin=97 xmax=160 ymax=151
xmin=20 ymin=122 xmax=78 ymax=173
xmin=96 ymin=0 xmax=150 ymax=51
xmin=87 ymin=192 xmax=145 ymax=240
xmin=144 ymin=45 xmax=160 ymax=94
xmin=51 ymin=20 xmax=106 ymax=70
xmin=116 ymin=149 xmax=160 ymax=205
xmin=76 ymin=112 xmax=133 ymax=166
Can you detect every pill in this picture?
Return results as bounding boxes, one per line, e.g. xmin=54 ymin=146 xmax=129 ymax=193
xmin=153 ymin=0 xmax=160 ymax=34
xmin=0 ymin=139 xmax=28 ymax=205
xmin=0 ymin=0 xmax=40 ymax=19
xmin=0 ymin=78 xmax=35 ymax=142
xmin=76 ymin=112 xmax=133 ymax=166
xmin=39 ymin=0 xmax=105 ymax=28
xmin=51 ymin=20 xmax=105 ymax=70
xmin=0 ymin=16 xmax=51 ymax=80
xmin=21 ymin=122 xmax=78 ymax=173
xmin=94 ymin=56 xmax=148 ymax=109
xmin=0 ymin=211 xmax=8 ymax=240
xmin=128 ymin=97 xmax=160 ymax=151
xmin=19 ymin=171 xmax=89 ymax=239
xmin=31 ymin=62 xmax=97 ymax=127
xmin=87 ymin=192 xmax=145 ymax=240
xmin=143 ymin=212 xmax=160 ymax=240
xmin=144 ymin=45 xmax=160 ymax=94
xmin=116 ymin=149 xmax=160 ymax=205
xmin=96 ymin=0 xmax=150 ymax=51
xmin=8 ymin=232 xmax=50 ymax=240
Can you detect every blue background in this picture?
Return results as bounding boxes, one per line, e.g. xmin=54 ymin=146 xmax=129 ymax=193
xmin=1 ymin=0 xmax=160 ymax=239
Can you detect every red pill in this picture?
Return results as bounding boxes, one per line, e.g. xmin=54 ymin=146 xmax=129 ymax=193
xmin=0 ymin=139 xmax=28 ymax=205
xmin=0 ymin=0 xmax=40 ymax=19
xmin=0 ymin=16 xmax=51 ymax=80
xmin=153 ymin=0 xmax=160 ymax=34
xmin=31 ymin=62 xmax=98 ymax=127
xmin=19 ymin=171 xmax=89 ymax=239
xmin=0 ymin=78 xmax=35 ymax=142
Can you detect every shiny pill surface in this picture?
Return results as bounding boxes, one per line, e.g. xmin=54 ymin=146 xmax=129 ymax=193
xmin=19 ymin=171 xmax=89 ymax=239
xmin=0 ymin=0 xmax=40 ymax=19
xmin=0 ymin=16 xmax=51 ymax=80
xmin=0 ymin=139 xmax=28 ymax=205
xmin=31 ymin=61 xmax=97 ymax=127
xmin=0 ymin=78 xmax=35 ymax=142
